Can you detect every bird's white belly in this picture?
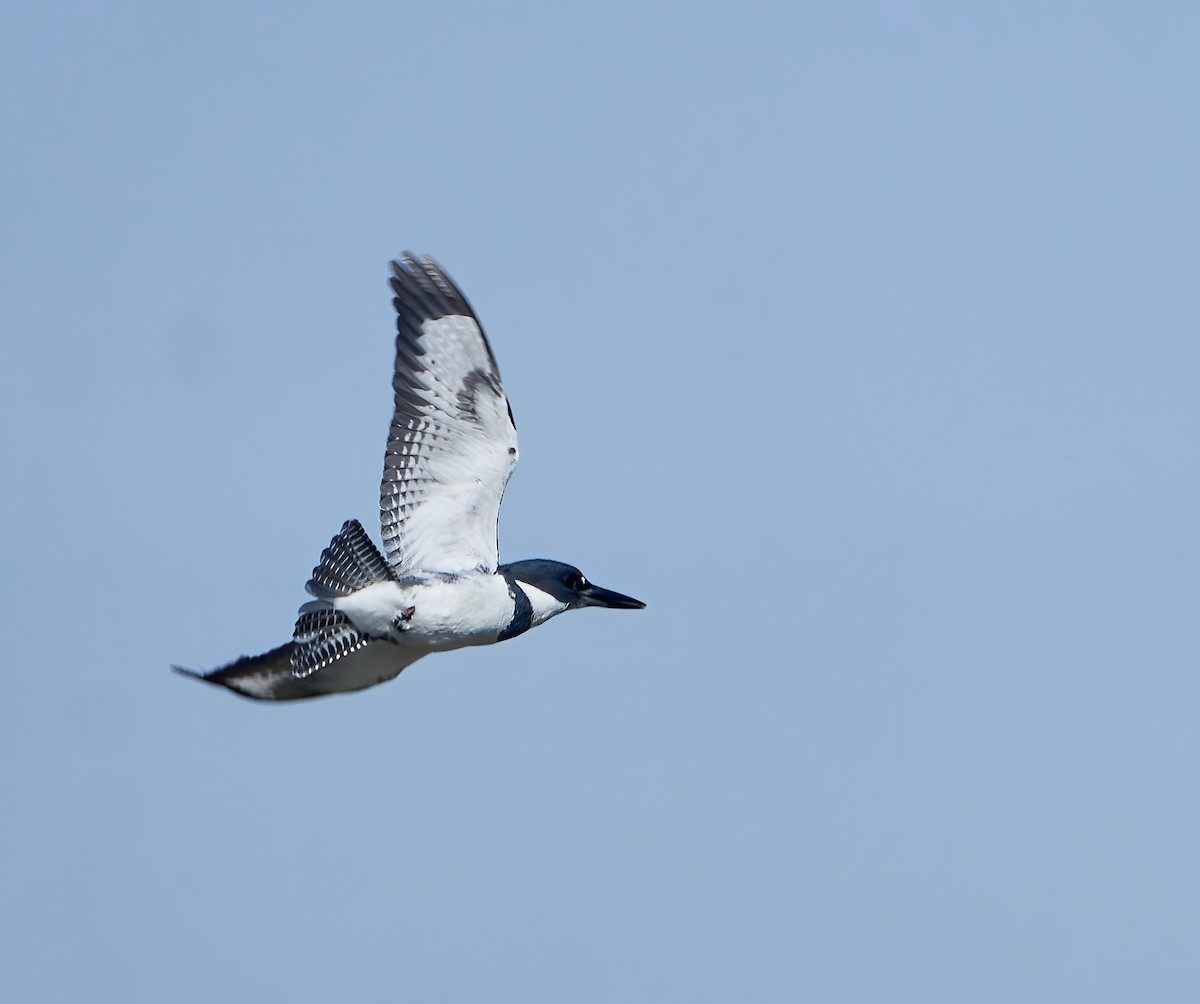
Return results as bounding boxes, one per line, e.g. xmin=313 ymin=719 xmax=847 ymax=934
xmin=334 ymin=575 xmax=514 ymax=651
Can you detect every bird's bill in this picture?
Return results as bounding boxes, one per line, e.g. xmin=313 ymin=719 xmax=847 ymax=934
xmin=580 ymin=582 xmax=646 ymax=610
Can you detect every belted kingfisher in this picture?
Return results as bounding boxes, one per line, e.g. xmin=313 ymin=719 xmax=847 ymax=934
xmin=175 ymin=253 xmax=644 ymax=701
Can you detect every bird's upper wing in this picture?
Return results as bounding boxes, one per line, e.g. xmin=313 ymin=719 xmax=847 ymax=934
xmin=380 ymin=254 xmax=519 ymax=576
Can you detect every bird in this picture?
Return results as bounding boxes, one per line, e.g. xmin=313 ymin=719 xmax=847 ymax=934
xmin=174 ymin=253 xmax=645 ymax=701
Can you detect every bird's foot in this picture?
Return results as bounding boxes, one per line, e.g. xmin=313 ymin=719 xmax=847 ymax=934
xmin=392 ymin=606 xmax=416 ymax=633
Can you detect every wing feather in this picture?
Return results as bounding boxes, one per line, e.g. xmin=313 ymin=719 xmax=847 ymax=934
xmin=173 ymin=642 xmax=423 ymax=701
xmin=380 ymin=254 xmax=519 ymax=575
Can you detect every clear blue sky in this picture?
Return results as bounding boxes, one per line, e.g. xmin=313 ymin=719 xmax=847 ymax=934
xmin=3 ymin=2 xmax=1199 ymax=1000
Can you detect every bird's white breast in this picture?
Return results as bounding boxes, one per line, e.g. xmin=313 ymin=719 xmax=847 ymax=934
xmin=333 ymin=575 xmax=516 ymax=651
xmin=334 ymin=581 xmax=410 ymax=637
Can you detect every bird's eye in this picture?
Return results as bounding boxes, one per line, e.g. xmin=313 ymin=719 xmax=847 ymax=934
xmin=566 ymin=572 xmax=586 ymax=590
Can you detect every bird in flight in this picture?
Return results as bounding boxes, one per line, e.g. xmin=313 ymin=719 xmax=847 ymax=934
xmin=175 ymin=253 xmax=644 ymax=700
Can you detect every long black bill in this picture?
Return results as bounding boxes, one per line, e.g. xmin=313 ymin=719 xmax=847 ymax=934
xmin=580 ymin=582 xmax=646 ymax=610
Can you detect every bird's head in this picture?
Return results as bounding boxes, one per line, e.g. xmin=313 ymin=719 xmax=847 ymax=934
xmin=501 ymin=559 xmax=645 ymax=626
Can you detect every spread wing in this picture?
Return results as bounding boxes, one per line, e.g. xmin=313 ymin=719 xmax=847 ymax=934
xmin=380 ymin=253 xmax=519 ymax=576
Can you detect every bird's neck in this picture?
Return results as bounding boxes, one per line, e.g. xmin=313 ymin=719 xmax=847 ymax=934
xmin=498 ymin=577 xmax=569 ymax=642
xmin=520 ymin=583 xmax=570 ymax=627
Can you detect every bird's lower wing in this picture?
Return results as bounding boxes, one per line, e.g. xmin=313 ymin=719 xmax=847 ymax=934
xmin=173 ymin=640 xmax=422 ymax=701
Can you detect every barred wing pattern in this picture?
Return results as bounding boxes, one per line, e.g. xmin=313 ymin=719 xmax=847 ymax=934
xmin=381 ymin=254 xmax=519 ymax=576
xmin=291 ymin=607 xmax=369 ymax=678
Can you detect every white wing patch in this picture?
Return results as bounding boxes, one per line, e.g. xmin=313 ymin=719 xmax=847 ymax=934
xmin=381 ymin=256 xmax=519 ymax=576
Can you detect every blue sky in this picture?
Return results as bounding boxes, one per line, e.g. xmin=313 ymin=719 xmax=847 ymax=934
xmin=3 ymin=2 xmax=1200 ymax=1000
